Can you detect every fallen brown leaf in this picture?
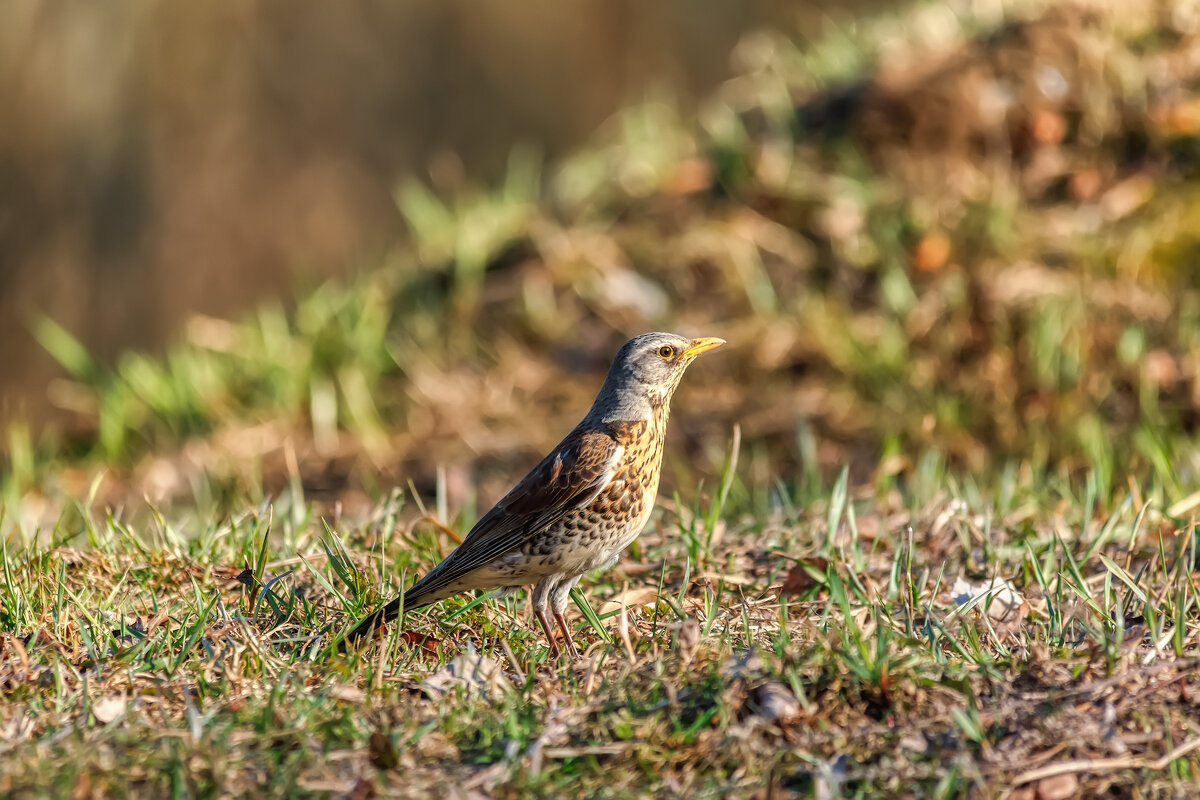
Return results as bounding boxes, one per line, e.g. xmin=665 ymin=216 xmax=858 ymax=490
xmin=397 ymin=629 xmax=441 ymax=653
xmin=912 ymin=232 xmax=951 ymax=272
xmin=599 ymin=587 xmax=661 ymax=615
xmin=1035 ymin=773 xmax=1077 ymax=800
xmin=368 ymin=731 xmax=398 ymax=770
xmin=780 ymin=558 xmax=829 ymax=597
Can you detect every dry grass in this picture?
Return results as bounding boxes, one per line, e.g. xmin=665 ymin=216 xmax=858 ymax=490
xmin=1 ymin=460 xmax=1198 ymax=797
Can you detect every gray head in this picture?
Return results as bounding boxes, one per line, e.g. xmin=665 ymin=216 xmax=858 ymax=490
xmin=588 ymin=332 xmax=725 ymax=422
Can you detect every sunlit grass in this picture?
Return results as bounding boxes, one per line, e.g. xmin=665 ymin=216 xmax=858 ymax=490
xmin=2 ymin=461 xmax=1198 ymax=796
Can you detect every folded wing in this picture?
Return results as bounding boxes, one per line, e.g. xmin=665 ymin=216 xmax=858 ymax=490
xmin=404 ymin=426 xmax=622 ymax=604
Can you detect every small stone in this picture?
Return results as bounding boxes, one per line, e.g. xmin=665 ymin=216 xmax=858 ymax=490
xmin=417 ymin=730 xmax=461 ymax=761
xmin=749 ymin=682 xmax=801 ymax=724
xmin=1035 ymin=773 xmax=1078 ymax=800
xmin=421 ymin=649 xmax=511 ymax=699
xmin=720 ymin=649 xmax=764 ymax=679
xmin=92 ymin=696 xmax=127 ymax=724
xmin=673 ymin=618 xmax=701 ymax=662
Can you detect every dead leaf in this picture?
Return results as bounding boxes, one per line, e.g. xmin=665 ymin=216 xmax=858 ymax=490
xmin=416 ymin=730 xmax=460 ymax=761
xmin=92 ymin=695 xmax=127 ymax=724
xmin=3 ymin=635 xmax=29 ymax=671
xmin=949 ymin=575 xmax=1025 ymax=629
xmin=749 ymin=681 xmax=801 ymax=724
xmin=673 ymin=618 xmax=701 ymax=663
xmin=664 ymin=158 xmax=713 ymax=195
xmin=599 ymin=587 xmax=661 ymax=616
xmin=327 ymin=683 xmax=366 ymax=703
xmin=1099 ymin=175 xmax=1153 ymax=222
xmin=398 ymin=629 xmax=441 ymax=653
xmin=0 ymin=709 xmax=33 ymax=742
xmin=696 ymin=572 xmax=755 ymax=586
xmin=368 ymin=731 xmax=398 ymax=770
xmin=349 ymin=776 xmax=377 ymax=800
xmin=421 ymin=649 xmax=511 ymax=699
xmin=781 ymin=558 xmax=829 ymax=597
xmin=143 ymin=611 xmax=170 ymax=636
xmin=1035 ymin=773 xmax=1078 ymax=800
xmin=912 ymin=232 xmax=951 ymax=272
xmin=852 ymin=514 xmax=882 ymax=539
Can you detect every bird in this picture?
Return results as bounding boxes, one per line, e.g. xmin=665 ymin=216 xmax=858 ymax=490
xmin=346 ymin=332 xmax=725 ymax=657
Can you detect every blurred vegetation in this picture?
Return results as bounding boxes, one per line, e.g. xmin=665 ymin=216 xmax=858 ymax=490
xmin=0 ymin=0 xmax=777 ymax=429
xmin=8 ymin=0 xmax=1200 ymax=519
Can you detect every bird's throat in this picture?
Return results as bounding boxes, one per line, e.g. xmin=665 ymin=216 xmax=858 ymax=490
xmin=595 ymin=387 xmax=672 ymax=424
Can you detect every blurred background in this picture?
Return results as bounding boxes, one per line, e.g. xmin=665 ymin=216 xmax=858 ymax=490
xmin=5 ymin=0 xmax=1200 ymax=519
xmin=1 ymin=0 xmax=792 ymax=427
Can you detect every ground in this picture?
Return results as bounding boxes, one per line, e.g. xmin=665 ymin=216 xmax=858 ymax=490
xmin=1 ymin=467 xmax=1198 ymax=797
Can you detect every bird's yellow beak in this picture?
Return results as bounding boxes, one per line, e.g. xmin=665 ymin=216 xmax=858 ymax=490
xmin=681 ymin=337 xmax=726 ymax=359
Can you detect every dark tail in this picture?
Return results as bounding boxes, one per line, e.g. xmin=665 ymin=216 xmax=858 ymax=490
xmin=344 ymin=595 xmax=404 ymax=644
xmin=345 ymin=592 xmax=420 ymax=647
xmin=343 ymin=586 xmax=442 ymax=646
xmin=341 ymin=565 xmax=458 ymax=649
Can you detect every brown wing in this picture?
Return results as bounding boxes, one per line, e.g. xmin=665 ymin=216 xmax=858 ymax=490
xmin=401 ymin=426 xmax=621 ymax=606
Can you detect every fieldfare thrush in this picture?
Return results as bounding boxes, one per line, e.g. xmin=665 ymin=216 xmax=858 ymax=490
xmin=347 ymin=332 xmax=725 ymax=656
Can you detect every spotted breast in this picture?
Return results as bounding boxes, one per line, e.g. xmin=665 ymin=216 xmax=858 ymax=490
xmin=519 ymin=411 xmax=667 ymax=575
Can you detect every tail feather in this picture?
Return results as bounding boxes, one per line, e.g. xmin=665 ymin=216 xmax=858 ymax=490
xmin=343 ymin=553 xmax=488 ymax=647
xmin=343 ymin=584 xmax=446 ymax=644
xmin=344 ymin=595 xmax=403 ymax=643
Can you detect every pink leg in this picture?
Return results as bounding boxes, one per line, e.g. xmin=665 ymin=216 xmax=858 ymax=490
xmin=535 ymin=607 xmax=561 ymax=658
xmin=554 ymin=611 xmax=581 ymax=659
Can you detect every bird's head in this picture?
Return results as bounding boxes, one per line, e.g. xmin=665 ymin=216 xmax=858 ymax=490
xmin=591 ymin=332 xmax=725 ymax=422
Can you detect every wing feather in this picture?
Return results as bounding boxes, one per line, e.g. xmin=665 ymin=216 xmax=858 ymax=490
xmin=402 ymin=426 xmax=620 ymax=604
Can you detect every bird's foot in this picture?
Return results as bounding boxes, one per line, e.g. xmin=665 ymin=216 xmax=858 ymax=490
xmin=554 ymin=611 xmax=582 ymax=660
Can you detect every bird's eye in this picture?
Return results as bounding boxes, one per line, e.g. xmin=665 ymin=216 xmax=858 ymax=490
xmin=657 ymin=345 xmax=675 ymax=359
